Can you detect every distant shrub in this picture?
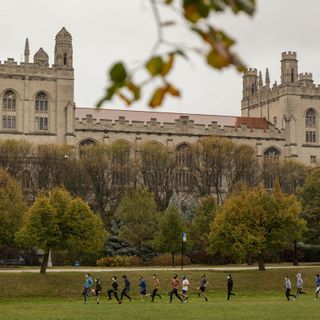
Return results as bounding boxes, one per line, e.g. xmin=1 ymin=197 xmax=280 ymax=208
xmin=96 ymin=255 xmax=142 ymax=267
xmin=149 ymin=253 xmax=191 ymax=266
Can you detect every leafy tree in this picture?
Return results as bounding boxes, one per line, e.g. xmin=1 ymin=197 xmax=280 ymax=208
xmin=139 ymin=141 xmax=176 ymax=211
xmin=300 ymin=168 xmax=320 ymax=244
xmin=154 ymin=203 xmax=187 ymax=266
xmin=191 ymin=195 xmax=217 ymax=249
xmin=209 ymin=184 xmax=306 ymax=270
xmin=16 ymin=188 xmax=107 ymax=273
xmin=98 ymin=0 xmax=256 ymax=108
xmin=190 ymin=136 xmax=235 ymax=203
xmin=0 ymin=170 xmax=27 ymax=248
xmin=115 ymin=187 xmax=159 ymax=257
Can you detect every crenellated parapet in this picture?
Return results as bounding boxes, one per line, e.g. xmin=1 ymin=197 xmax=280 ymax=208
xmin=75 ymin=112 xmax=284 ymax=141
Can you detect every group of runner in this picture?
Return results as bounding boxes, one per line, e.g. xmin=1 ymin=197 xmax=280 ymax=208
xmin=83 ymin=272 xmax=320 ymax=304
xmin=82 ymin=273 xmax=235 ymax=304
xmin=284 ymin=273 xmax=320 ymax=301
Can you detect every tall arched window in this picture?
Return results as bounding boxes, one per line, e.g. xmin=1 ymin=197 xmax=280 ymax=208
xmin=263 ymin=147 xmax=280 ymax=189
xmin=175 ymin=143 xmax=191 ymax=191
xmin=305 ymin=109 xmax=316 ymax=143
xmin=2 ymin=90 xmax=17 ymax=129
xmin=35 ymin=92 xmax=48 ymax=131
xmin=291 ymin=68 xmax=295 ymax=83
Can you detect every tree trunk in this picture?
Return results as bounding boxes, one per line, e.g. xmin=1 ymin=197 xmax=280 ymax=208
xmin=258 ymin=253 xmax=265 ymax=271
xmin=171 ymin=252 xmax=175 ymax=267
xmin=40 ymin=249 xmax=50 ymax=274
xmin=247 ymin=255 xmax=253 ymax=265
xmin=292 ymin=240 xmax=299 ymax=266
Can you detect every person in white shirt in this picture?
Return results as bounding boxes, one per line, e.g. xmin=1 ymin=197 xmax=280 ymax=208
xmin=296 ymin=273 xmax=306 ymax=298
xmin=181 ymin=275 xmax=190 ymax=303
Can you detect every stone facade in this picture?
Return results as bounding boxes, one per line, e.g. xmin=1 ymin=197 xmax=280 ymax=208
xmin=0 ymin=28 xmax=316 ymax=165
xmin=242 ymin=51 xmax=320 ymax=164
xmin=0 ymin=27 xmax=75 ymax=145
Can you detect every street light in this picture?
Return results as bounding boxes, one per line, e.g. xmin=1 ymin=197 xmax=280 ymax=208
xmin=181 ymin=232 xmax=187 ymax=271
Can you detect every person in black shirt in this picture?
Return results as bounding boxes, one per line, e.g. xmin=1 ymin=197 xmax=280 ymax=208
xmin=227 ymin=274 xmax=236 ymax=300
xmin=119 ymin=275 xmax=132 ymax=304
xmin=107 ymin=276 xmax=120 ymax=302
xmin=94 ymin=277 xmax=102 ymax=304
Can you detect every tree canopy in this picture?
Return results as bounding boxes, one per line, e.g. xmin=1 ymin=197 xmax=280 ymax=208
xmin=209 ymin=184 xmax=306 ymax=270
xmin=16 ymin=188 xmax=107 ymax=273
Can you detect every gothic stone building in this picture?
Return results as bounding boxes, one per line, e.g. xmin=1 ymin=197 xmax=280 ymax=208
xmin=0 ymin=28 xmax=318 ymax=166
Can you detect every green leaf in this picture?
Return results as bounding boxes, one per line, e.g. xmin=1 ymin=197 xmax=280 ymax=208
xmin=146 ymin=56 xmax=164 ymax=76
xmin=109 ymin=62 xmax=127 ymax=82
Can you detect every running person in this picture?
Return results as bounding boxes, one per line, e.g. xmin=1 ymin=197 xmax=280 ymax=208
xmin=181 ymin=275 xmax=189 ymax=302
xmin=107 ymin=276 xmax=120 ymax=302
xmin=82 ymin=273 xmax=93 ymax=304
xmin=284 ymin=276 xmax=296 ymax=301
xmin=169 ymin=274 xmax=183 ymax=303
xmin=120 ymin=275 xmax=132 ymax=303
xmin=139 ymin=276 xmax=147 ymax=301
xmin=295 ymin=273 xmax=306 ymax=298
xmin=151 ymin=274 xmax=161 ymax=302
xmin=315 ymin=274 xmax=320 ymax=300
xmin=198 ymin=274 xmax=209 ymax=302
xmin=94 ymin=277 xmax=102 ymax=304
xmin=227 ymin=274 xmax=236 ymax=300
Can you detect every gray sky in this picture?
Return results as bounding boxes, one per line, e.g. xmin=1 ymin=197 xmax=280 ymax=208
xmin=0 ymin=0 xmax=319 ymax=116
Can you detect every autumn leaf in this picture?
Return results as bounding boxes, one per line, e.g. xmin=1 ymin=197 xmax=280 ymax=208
xmin=146 ymin=56 xmax=164 ymax=76
xmin=149 ymin=87 xmax=166 ymax=108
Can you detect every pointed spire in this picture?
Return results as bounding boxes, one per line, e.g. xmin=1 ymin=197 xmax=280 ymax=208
xmin=258 ymin=71 xmax=263 ymax=90
xmin=265 ymin=68 xmax=270 ymax=86
xmin=24 ymin=38 xmax=30 ymax=63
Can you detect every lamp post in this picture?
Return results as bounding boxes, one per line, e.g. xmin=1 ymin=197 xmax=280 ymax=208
xmin=181 ymin=232 xmax=187 ymax=271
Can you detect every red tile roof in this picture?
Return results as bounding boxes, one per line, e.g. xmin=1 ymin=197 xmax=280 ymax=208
xmin=75 ymin=107 xmax=270 ymax=129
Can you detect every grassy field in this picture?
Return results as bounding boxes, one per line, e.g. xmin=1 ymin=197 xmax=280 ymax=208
xmin=0 ymin=267 xmax=320 ymax=319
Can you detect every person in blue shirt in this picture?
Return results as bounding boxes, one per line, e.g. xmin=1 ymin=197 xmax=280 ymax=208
xmin=139 ymin=277 xmax=147 ymax=301
xmin=315 ymin=274 xmax=320 ymax=300
xmin=82 ymin=273 xmax=93 ymax=304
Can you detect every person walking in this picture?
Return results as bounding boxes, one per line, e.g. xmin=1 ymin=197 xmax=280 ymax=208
xmin=295 ymin=273 xmax=306 ymax=298
xmin=227 ymin=274 xmax=236 ymax=300
xmin=315 ymin=274 xmax=320 ymax=300
xmin=181 ymin=275 xmax=189 ymax=303
xmin=107 ymin=276 xmax=120 ymax=302
xmin=139 ymin=276 xmax=147 ymax=301
xmin=151 ymin=274 xmax=161 ymax=302
xmin=82 ymin=273 xmax=93 ymax=304
xmin=119 ymin=275 xmax=132 ymax=304
xmin=284 ymin=276 xmax=296 ymax=301
xmin=198 ymin=274 xmax=209 ymax=302
xmin=169 ymin=274 xmax=183 ymax=303
xmin=94 ymin=277 xmax=102 ymax=304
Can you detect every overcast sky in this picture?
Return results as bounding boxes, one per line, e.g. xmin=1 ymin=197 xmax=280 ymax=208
xmin=0 ymin=0 xmax=319 ymax=116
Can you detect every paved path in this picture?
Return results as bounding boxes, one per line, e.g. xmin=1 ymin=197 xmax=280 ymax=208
xmin=1 ymin=265 xmax=319 ymax=273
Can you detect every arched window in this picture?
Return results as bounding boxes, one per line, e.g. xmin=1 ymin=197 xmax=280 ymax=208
xmin=263 ymin=147 xmax=280 ymax=160
xmin=35 ymin=92 xmax=48 ymax=131
xmin=63 ymin=53 xmax=67 ymax=66
xmin=175 ymin=143 xmax=191 ymax=191
xmin=112 ymin=140 xmax=131 ymax=187
xmin=263 ymin=147 xmax=280 ymax=190
xmin=78 ymin=138 xmax=97 ymax=158
xmin=305 ymin=109 xmax=316 ymax=127
xmin=305 ymin=109 xmax=316 ymax=143
xmin=2 ymin=90 xmax=17 ymax=129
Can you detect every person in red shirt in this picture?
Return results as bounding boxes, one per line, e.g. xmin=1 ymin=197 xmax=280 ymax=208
xmin=169 ymin=274 xmax=183 ymax=303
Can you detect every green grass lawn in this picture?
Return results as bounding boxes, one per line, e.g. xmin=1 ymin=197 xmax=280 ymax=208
xmin=0 ymin=268 xmax=320 ymax=319
xmin=1 ymin=295 xmax=319 ymax=320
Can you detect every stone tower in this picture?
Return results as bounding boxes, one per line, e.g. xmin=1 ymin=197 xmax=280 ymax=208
xmin=241 ymin=51 xmax=320 ymax=164
xmin=281 ymin=51 xmax=298 ymax=84
xmin=0 ymin=27 xmax=75 ymax=145
xmin=54 ymin=27 xmax=73 ymax=69
xmin=242 ymin=68 xmax=258 ymax=98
